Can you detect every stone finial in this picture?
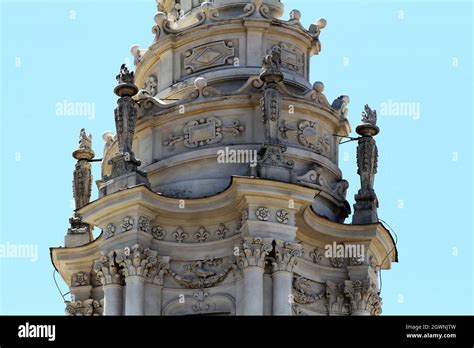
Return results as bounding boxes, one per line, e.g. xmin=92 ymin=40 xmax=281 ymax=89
xmin=308 ymin=18 xmax=327 ymax=38
xmin=352 ymin=105 xmax=380 ymax=225
xmin=73 ymin=128 xmax=95 ymax=161
xmin=72 ymin=128 xmax=94 ymax=215
xmin=78 ymin=128 xmax=92 ymax=151
xmin=109 ymin=64 xmax=142 ymax=176
xmin=116 ymin=64 xmax=135 ymax=85
xmin=361 ymin=104 xmax=377 ymax=126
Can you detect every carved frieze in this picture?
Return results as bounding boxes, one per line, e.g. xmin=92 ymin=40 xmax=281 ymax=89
xmin=173 ymin=227 xmax=188 ymax=243
xmin=255 ymin=207 xmax=270 ymax=221
xmin=193 ymin=226 xmax=210 ymax=243
xmin=121 ymin=216 xmax=134 ymax=232
xmin=71 ymin=272 xmax=90 ymax=287
xmin=65 ymin=299 xmax=103 ymax=316
xmin=279 ymin=120 xmax=332 ymax=159
xmin=184 ymin=41 xmax=235 ymax=75
xmin=168 ymin=258 xmax=234 ymax=289
xmin=152 ymin=225 xmax=166 ymax=240
xmin=275 ymin=209 xmax=289 ymax=224
xmin=164 ymin=117 xmax=244 ymax=151
xmin=268 ymin=42 xmax=305 ymax=75
xmin=292 ymin=276 xmax=325 ymax=305
xmin=309 ymin=247 xmax=324 ymax=265
xmin=150 ymin=223 xmax=236 ymax=243
xmin=104 ymin=223 xmax=116 ymax=239
xmin=215 ymin=223 xmax=229 ymax=240
xmin=138 ymin=216 xmax=150 ymax=233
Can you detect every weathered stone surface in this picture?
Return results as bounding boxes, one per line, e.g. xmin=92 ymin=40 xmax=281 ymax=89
xmin=52 ymin=0 xmax=397 ymax=317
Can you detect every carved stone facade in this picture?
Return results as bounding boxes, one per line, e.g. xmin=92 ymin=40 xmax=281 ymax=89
xmin=51 ymin=0 xmax=397 ymax=317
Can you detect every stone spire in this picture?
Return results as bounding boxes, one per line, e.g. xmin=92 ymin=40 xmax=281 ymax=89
xmin=352 ymin=105 xmax=379 ymax=225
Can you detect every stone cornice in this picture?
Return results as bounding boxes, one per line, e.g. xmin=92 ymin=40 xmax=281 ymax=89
xmin=77 ymin=177 xmax=318 ymax=227
xmin=298 ymin=207 xmax=398 ymax=269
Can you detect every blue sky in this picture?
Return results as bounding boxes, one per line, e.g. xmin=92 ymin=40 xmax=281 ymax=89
xmin=0 ymin=0 xmax=472 ymax=315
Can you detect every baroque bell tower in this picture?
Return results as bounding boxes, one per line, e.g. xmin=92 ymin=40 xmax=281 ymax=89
xmin=51 ymin=0 xmax=397 ymax=316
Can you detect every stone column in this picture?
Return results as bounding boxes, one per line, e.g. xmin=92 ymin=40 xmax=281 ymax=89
xmin=238 ymin=237 xmax=272 ymax=315
xmin=124 ymin=276 xmax=145 ymax=315
xmin=263 ymin=270 xmax=273 ymax=315
xmin=103 ymin=284 xmax=124 ymax=316
xmin=271 ymin=241 xmax=302 ymax=315
xmin=343 ymin=279 xmax=382 ymax=316
xmin=144 ymin=257 xmax=169 ymax=316
xmin=95 ymin=253 xmax=124 ymax=316
xmin=116 ymin=245 xmax=158 ymax=316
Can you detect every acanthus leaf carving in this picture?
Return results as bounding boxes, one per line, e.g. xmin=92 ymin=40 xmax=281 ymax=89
xmin=325 ymin=280 xmax=349 ymax=316
xmin=115 ymin=245 xmax=158 ymax=278
xmin=94 ymin=253 xmax=123 ymax=286
xmin=272 ymin=241 xmax=303 ymax=272
xmin=238 ymin=237 xmax=272 ymax=269
xmin=343 ymin=279 xmax=382 ymax=315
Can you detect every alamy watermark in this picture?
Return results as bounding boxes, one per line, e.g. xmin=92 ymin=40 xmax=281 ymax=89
xmin=324 ymin=242 xmax=365 ymax=261
xmin=217 ymin=147 xmax=258 ymax=168
xmin=0 ymin=242 xmax=38 ymax=262
xmin=55 ymin=100 xmax=96 ymax=120
xmin=18 ymin=322 xmax=55 ymax=342
xmin=380 ymin=99 xmax=421 ymax=120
